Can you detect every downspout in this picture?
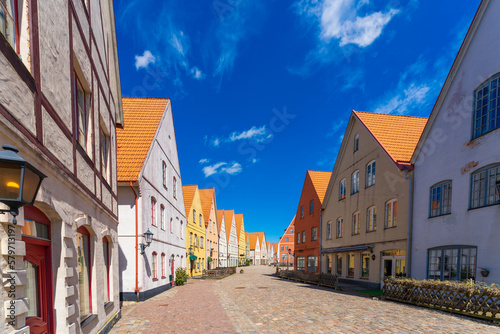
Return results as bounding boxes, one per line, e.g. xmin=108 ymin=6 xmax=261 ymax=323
xmin=130 ymin=181 xmax=140 ymax=300
xmin=404 ymin=170 xmax=413 ymax=278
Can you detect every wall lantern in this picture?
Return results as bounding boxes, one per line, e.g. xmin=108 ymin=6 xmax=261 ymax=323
xmin=139 ymin=228 xmax=154 ymax=254
xmin=0 ymin=145 xmax=46 ymax=224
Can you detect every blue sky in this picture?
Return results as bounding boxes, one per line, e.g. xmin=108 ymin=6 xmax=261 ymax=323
xmin=115 ymin=0 xmax=480 ymax=243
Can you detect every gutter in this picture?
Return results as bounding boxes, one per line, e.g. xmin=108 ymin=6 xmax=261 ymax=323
xmin=130 ymin=181 xmax=140 ymax=299
xmin=404 ymin=170 xmax=414 ymax=278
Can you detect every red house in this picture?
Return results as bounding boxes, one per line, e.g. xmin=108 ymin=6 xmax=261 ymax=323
xmin=278 ymin=216 xmax=295 ymax=265
xmin=294 ymin=171 xmax=332 ymax=273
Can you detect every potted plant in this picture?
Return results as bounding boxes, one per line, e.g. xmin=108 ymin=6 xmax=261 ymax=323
xmin=240 ymin=269 xmax=244 ymax=274
xmin=175 ymin=267 xmax=188 ymax=286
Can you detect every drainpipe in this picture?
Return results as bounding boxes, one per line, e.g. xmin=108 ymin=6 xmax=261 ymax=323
xmin=404 ymin=170 xmax=413 ymax=278
xmin=130 ymin=181 xmax=140 ymax=300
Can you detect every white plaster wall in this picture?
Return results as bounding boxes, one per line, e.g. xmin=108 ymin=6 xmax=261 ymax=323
xmin=218 ymin=217 xmax=227 ymax=267
xmin=412 ymin=0 xmax=500 ymax=284
xmin=228 ymin=218 xmax=238 ymax=267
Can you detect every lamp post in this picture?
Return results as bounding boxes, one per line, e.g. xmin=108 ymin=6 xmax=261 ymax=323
xmin=0 ymin=145 xmax=46 ymax=224
xmin=227 ymin=253 xmax=230 ymax=268
xmin=139 ymin=229 xmax=154 ymax=254
xmin=287 ymin=248 xmax=291 ymax=271
xmin=188 ymin=246 xmax=194 ymax=276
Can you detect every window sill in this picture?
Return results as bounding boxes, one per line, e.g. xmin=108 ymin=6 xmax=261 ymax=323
xmin=104 ymin=301 xmax=114 ymax=310
xmin=365 ymin=184 xmax=374 ymax=189
xmin=428 ymin=213 xmax=451 ymax=219
xmin=161 ymin=276 xmax=166 ymax=279
xmin=366 ymin=230 xmax=376 ymax=233
xmin=81 ymin=314 xmax=98 ymax=328
xmin=152 ymin=278 xmax=158 ymax=282
xmin=351 ymin=191 xmax=359 ymax=196
xmin=468 ymin=203 xmax=500 ymax=211
xmin=352 ymin=233 xmax=360 ymax=236
xmin=384 ymin=226 xmax=397 ymax=229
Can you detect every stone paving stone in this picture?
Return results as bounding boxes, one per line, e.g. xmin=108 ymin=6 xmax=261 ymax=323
xmin=110 ymin=266 xmax=500 ymax=333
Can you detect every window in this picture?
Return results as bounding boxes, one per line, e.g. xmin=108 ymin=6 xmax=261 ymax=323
xmin=352 ymin=212 xmax=360 ymax=235
xmin=307 ymin=256 xmax=318 ymax=272
xmin=366 ymin=160 xmax=376 ymax=187
xmin=170 ymin=218 xmax=173 ymax=233
xmin=180 ymin=221 xmax=184 ymax=239
xmin=427 ymin=246 xmax=477 ymax=281
xmin=354 ymin=134 xmax=359 ymax=152
xmin=192 ymin=209 xmax=196 ymax=223
xmin=302 ymin=231 xmax=305 ymax=243
xmin=351 ymin=170 xmax=359 ymax=194
xmin=326 ymin=221 xmax=332 ymax=240
xmin=77 ymin=226 xmax=91 ymax=318
xmin=296 ymin=233 xmax=300 ymax=244
xmin=151 ymin=197 xmax=157 ymax=226
xmin=161 ymin=253 xmax=166 ymax=278
xmin=173 ymin=177 xmax=177 ymax=198
xmin=103 ymin=237 xmax=110 ymax=304
xmin=300 ymin=206 xmax=304 ymax=219
xmin=336 ymin=254 xmax=342 ymax=276
xmin=281 ymin=245 xmax=284 ymax=251
xmin=366 ymin=206 xmax=376 ymax=232
xmin=326 ymin=255 xmax=332 ymax=274
xmin=311 ymin=227 xmax=317 ymax=241
xmin=200 ymin=237 xmax=204 ymax=248
xmin=194 ymin=234 xmax=198 ymax=247
xmin=285 ymin=245 xmax=288 ymax=251
xmin=361 ymin=253 xmax=370 ymax=278
xmin=473 ymin=73 xmax=500 ymax=139
xmin=74 ymin=72 xmax=91 ymax=152
xmin=152 ymin=252 xmax=158 ymax=279
xmin=310 ymin=200 xmax=314 ymax=214
xmin=290 ymin=229 xmax=293 ymax=233
xmin=0 ymin=0 xmax=17 ymax=51
xmin=199 ymin=214 xmax=202 ymax=226
xmin=162 ymin=161 xmax=167 ymax=187
xmin=339 ymin=179 xmax=346 ymax=200
xmin=190 ymin=232 xmax=193 ymax=246
xmin=100 ymin=124 xmax=110 ymax=182
xmin=296 ymin=256 xmax=305 ymax=271
xmin=336 ymin=218 xmax=343 ymax=238
xmin=430 ymin=181 xmax=452 ymax=217
xmin=385 ymin=199 xmax=397 ymax=228
xmin=471 ymin=164 xmax=500 ymax=208
xmin=347 ymin=254 xmax=354 ymax=277
xmin=160 ymin=205 xmax=165 ymax=230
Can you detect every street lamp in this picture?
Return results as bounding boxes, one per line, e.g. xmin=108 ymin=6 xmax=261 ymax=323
xmin=227 ymin=253 xmax=230 ymax=268
xmin=287 ymin=248 xmax=291 ymax=271
xmin=0 ymin=145 xmax=46 ymax=224
xmin=139 ymin=229 xmax=154 ymax=254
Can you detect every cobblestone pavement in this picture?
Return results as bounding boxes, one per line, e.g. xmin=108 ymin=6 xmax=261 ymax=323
xmin=110 ymin=266 xmax=500 ymax=333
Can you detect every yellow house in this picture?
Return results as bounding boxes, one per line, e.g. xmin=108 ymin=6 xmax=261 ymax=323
xmin=235 ymin=214 xmax=246 ymax=265
xmin=183 ymin=185 xmax=206 ymax=277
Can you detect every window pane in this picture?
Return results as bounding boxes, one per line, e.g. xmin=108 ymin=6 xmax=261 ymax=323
xmin=78 ymin=232 xmax=90 ymax=317
xmin=24 ymin=261 xmax=39 ymax=317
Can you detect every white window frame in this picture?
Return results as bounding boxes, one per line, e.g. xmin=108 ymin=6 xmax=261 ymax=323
xmin=351 ymin=170 xmax=359 ymax=194
xmin=339 ymin=179 xmax=346 ymax=200
xmin=473 ymin=73 xmax=500 ymax=139
xmin=366 ymin=206 xmax=376 ymax=232
xmin=385 ymin=199 xmax=397 ymax=228
xmin=336 ymin=218 xmax=343 ymax=238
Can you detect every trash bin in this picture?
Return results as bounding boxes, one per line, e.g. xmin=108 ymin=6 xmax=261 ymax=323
xmin=169 ymin=275 xmax=173 ymax=282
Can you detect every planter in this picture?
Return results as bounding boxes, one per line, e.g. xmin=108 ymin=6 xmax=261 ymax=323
xmin=240 ymin=270 xmax=244 ymax=274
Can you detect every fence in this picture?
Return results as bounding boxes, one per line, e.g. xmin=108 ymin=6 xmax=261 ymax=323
xmin=202 ymin=267 xmax=236 ymax=279
xmin=276 ymin=268 xmax=339 ymax=289
xmin=383 ymin=278 xmax=500 ymax=321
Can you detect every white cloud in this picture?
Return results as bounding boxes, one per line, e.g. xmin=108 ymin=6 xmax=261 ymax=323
xmin=211 ymin=138 xmax=221 ymax=147
xmin=229 ymin=125 xmax=268 ymax=142
xmin=199 ymin=158 xmax=210 ymax=164
xmin=296 ymin=0 xmax=399 ymax=48
xmin=190 ymin=67 xmax=206 ymax=80
xmin=202 ymin=161 xmax=242 ymax=177
xmin=134 ymin=50 xmax=156 ymax=70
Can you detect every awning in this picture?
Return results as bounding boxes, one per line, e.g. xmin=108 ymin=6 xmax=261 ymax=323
xmin=207 ymin=257 xmax=213 ymax=262
xmin=189 ymin=254 xmax=197 ymax=261
xmin=322 ymin=245 xmax=374 ymax=253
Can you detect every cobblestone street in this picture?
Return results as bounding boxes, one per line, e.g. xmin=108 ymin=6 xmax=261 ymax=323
xmin=111 ymin=266 xmax=500 ymax=333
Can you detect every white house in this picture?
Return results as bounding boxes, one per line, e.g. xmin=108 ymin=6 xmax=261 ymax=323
xmin=0 ymin=0 xmax=123 ymax=332
xmin=117 ymin=98 xmax=186 ymax=301
xmin=224 ymin=210 xmax=239 ymax=267
xmin=410 ymin=0 xmax=500 ymax=284
xmin=247 ymin=232 xmax=262 ymax=265
xmin=217 ymin=210 xmax=228 ymax=267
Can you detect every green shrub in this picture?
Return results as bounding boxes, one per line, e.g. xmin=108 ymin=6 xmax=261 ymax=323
xmin=175 ymin=267 xmax=188 ymax=286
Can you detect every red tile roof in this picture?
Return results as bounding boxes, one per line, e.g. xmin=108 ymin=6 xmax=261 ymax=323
xmin=235 ymin=214 xmax=244 ymax=240
xmin=247 ymin=232 xmax=259 ymax=250
xmin=308 ymin=171 xmax=333 ymax=203
xmin=224 ymin=210 xmax=234 ymax=243
xmin=354 ymin=111 xmax=428 ymax=165
xmin=182 ymin=185 xmax=197 ymax=215
xmin=117 ymin=97 xmax=169 ymax=182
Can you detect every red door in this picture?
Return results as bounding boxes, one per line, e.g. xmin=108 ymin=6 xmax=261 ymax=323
xmin=22 ymin=206 xmax=53 ymax=334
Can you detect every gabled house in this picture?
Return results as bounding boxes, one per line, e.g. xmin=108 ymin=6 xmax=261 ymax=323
xmin=247 ymin=232 xmax=260 ymax=265
xmin=249 ymin=232 xmax=267 ymax=264
xmin=270 ymin=243 xmax=280 ymax=263
xmin=322 ymin=111 xmax=426 ymax=288
xmin=246 ymin=233 xmax=251 ymax=263
xmin=0 ymin=0 xmax=123 ymax=331
xmin=224 ymin=210 xmax=239 ymax=267
xmin=235 ymin=213 xmax=247 ymax=265
xmin=199 ymin=188 xmax=219 ymax=270
xmin=278 ymin=217 xmax=295 ymax=265
xmin=294 ymin=171 xmax=332 ymax=274
xmin=266 ymin=241 xmax=271 ymax=264
xmin=118 ymin=98 xmax=187 ymax=300
xmin=217 ymin=210 xmax=228 ymax=267
xmin=183 ymin=185 xmax=206 ymax=277
xmin=410 ymin=0 xmax=500 ymax=284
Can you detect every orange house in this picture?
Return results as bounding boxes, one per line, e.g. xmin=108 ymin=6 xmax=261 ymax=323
xmin=278 ymin=216 xmax=295 ymax=265
xmin=294 ymin=171 xmax=332 ymax=273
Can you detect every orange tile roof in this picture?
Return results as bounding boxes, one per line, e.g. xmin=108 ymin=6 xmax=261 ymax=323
xmin=224 ymin=210 xmax=235 ymax=243
xmin=266 ymin=241 xmax=270 ymax=249
xmin=308 ymin=171 xmax=333 ymax=203
xmin=217 ymin=210 xmax=225 ymax=234
xmin=235 ymin=214 xmax=244 ymax=240
xmin=247 ymin=233 xmax=259 ymax=250
xmin=354 ymin=111 xmax=428 ymax=165
xmin=117 ymin=97 xmax=169 ymax=182
xmin=182 ymin=185 xmax=197 ymax=215
xmin=250 ymin=232 xmax=265 ymax=247
xmin=198 ymin=188 xmax=215 ymax=225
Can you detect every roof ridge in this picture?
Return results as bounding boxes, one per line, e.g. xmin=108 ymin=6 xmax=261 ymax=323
xmin=353 ymin=110 xmax=428 ymax=120
xmin=122 ymin=96 xmax=171 ymax=100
